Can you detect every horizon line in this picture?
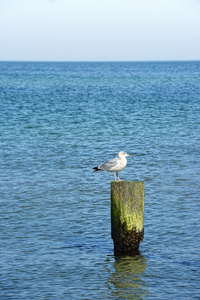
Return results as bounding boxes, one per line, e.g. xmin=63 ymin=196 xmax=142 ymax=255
xmin=0 ymin=59 xmax=200 ymax=63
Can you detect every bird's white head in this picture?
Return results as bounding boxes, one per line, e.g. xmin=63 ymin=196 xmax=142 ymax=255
xmin=118 ymin=151 xmax=131 ymax=159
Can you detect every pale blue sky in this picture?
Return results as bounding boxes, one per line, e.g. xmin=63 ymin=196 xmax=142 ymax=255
xmin=0 ymin=0 xmax=200 ymax=61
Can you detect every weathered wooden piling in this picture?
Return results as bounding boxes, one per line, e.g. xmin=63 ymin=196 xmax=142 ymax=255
xmin=111 ymin=181 xmax=145 ymax=254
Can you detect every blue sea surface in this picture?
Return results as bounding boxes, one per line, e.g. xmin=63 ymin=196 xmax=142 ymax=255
xmin=0 ymin=61 xmax=200 ymax=299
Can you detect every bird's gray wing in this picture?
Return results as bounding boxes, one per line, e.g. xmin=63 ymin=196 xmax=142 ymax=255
xmin=99 ymin=157 xmax=119 ymax=171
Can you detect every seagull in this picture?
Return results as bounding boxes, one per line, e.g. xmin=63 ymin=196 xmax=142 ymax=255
xmin=93 ymin=151 xmax=130 ymax=181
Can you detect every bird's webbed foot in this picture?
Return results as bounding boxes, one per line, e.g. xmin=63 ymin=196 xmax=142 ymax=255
xmin=117 ymin=178 xmax=123 ymax=181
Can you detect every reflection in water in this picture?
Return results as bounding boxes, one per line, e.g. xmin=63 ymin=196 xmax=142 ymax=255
xmin=106 ymin=252 xmax=148 ymax=299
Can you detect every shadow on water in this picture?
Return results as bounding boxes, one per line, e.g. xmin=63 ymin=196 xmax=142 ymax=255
xmin=106 ymin=251 xmax=149 ymax=299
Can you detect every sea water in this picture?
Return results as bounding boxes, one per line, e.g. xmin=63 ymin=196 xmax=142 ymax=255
xmin=0 ymin=61 xmax=200 ymax=299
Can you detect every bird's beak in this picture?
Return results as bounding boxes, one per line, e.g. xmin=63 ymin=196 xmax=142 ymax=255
xmin=126 ymin=154 xmax=130 ymax=157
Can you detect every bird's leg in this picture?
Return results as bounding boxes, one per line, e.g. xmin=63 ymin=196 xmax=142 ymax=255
xmin=114 ymin=173 xmax=117 ymax=182
xmin=116 ymin=172 xmax=123 ymax=181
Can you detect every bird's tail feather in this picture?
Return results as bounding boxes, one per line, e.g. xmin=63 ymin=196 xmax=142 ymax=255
xmin=93 ymin=166 xmax=102 ymax=172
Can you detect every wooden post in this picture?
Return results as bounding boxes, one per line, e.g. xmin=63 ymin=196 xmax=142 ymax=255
xmin=111 ymin=181 xmax=145 ymax=254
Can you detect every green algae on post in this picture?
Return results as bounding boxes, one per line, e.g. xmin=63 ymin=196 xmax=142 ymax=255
xmin=111 ymin=181 xmax=145 ymax=254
